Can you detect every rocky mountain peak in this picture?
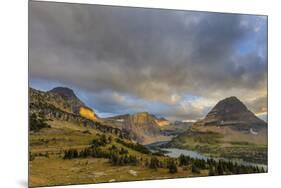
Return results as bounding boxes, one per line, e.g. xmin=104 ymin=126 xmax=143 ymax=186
xmin=102 ymin=112 xmax=167 ymax=144
xmin=31 ymin=87 xmax=99 ymax=120
xmin=134 ymin=112 xmax=150 ymax=116
xmin=195 ymin=96 xmax=267 ymax=129
xmin=209 ymin=96 xmax=248 ymax=116
xmin=130 ymin=112 xmax=155 ymax=124
xmin=49 ymin=87 xmax=80 ymax=101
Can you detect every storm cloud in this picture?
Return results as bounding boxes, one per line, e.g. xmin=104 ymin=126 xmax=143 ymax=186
xmin=29 ymin=1 xmax=267 ymax=121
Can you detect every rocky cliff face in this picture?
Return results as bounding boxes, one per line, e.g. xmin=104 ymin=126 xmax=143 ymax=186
xmin=103 ymin=112 xmax=170 ymax=144
xmin=29 ymin=87 xmax=130 ymax=138
xmin=194 ymin=96 xmax=267 ymax=131
xmin=31 ymin=87 xmax=99 ymax=120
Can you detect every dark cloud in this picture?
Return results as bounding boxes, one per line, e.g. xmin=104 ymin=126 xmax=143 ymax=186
xmin=29 ymin=1 xmax=267 ymax=120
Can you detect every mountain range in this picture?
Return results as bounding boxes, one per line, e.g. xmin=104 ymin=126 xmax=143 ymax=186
xmin=30 ymin=87 xmax=172 ymax=144
xmin=30 ymin=86 xmax=267 ymax=146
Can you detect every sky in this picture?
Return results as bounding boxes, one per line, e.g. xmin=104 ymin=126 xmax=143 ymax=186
xmin=29 ymin=1 xmax=268 ymax=122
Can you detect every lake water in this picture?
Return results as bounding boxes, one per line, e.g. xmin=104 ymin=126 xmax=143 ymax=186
xmin=161 ymin=148 xmax=208 ymax=160
xmin=146 ymin=142 xmax=267 ymax=170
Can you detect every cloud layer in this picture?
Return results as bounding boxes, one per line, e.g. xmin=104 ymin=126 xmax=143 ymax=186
xmin=29 ymin=1 xmax=268 ymax=121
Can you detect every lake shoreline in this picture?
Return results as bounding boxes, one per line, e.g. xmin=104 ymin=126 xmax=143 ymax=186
xmin=146 ymin=141 xmax=267 ymax=170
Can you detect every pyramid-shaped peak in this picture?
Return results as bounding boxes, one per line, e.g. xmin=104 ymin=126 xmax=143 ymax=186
xmin=219 ymin=96 xmax=243 ymax=104
xmin=212 ymin=96 xmax=248 ymax=113
xmin=196 ymin=96 xmax=267 ymax=128
xmin=134 ymin=112 xmax=150 ymax=116
xmin=225 ymin=96 xmax=240 ymax=101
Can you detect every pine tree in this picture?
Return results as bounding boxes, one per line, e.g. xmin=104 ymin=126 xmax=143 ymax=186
xmin=167 ymin=159 xmax=178 ymax=173
xmin=149 ymin=157 xmax=160 ymax=170
xmin=208 ymin=167 xmax=216 ymax=176
xmin=192 ymin=164 xmax=200 ymax=174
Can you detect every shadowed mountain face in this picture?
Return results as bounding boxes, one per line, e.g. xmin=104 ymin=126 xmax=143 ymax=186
xmin=47 ymin=87 xmax=85 ymax=113
xmin=49 ymin=87 xmax=98 ymax=121
xmin=30 ymin=87 xmax=98 ymax=121
xmin=49 ymin=87 xmax=84 ymax=103
xmin=195 ymin=96 xmax=267 ymax=130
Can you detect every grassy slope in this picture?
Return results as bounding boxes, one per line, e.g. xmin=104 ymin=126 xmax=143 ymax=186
xmin=29 ymin=120 xmax=208 ymax=187
xmin=166 ymin=125 xmax=267 ymax=164
xmin=30 ymin=157 xmax=206 ymax=187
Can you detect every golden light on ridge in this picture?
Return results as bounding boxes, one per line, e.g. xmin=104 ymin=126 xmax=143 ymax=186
xmin=79 ymin=106 xmax=97 ymax=121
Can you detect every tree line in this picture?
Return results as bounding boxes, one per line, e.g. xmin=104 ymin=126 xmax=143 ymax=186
xmin=178 ymin=154 xmax=266 ymax=175
xmin=115 ymin=138 xmax=151 ymax=154
xmin=62 ymin=134 xmax=266 ymax=175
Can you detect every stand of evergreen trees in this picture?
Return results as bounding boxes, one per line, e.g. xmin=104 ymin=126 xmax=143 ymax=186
xmin=178 ymin=154 xmax=265 ymax=175
xmin=63 ymin=134 xmax=139 ymax=166
xmin=90 ymin=134 xmax=112 ymax=147
xmin=149 ymin=157 xmax=162 ymax=170
xmin=62 ymin=134 xmax=266 ymax=176
xmin=63 ymin=146 xmax=139 ymax=166
xmin=30 ymin=113 xmax=51 ymax=132
xmin=167 ymin=159 xmax=178 ymax=173
xmin=116 ymin=138 xmax=151 ymax=154
xmin=109 ymin=153 xmax=138 ymax=166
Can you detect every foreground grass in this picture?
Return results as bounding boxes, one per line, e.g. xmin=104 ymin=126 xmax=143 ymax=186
xmin=29 ymin=122 xmax=208 ymax=187
xmin=29 ymin=120 xmax=265 ymax=187
xmin=29 ymin=156 xmax=206 ymax=187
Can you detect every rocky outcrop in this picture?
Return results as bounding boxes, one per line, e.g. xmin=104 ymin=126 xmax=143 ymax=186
xmin=103 ymin=112 xmax=170 ymax=144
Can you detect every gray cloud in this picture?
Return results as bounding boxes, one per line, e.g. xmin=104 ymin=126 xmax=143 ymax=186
xmin=29 ymin=1 xmax=267 ymax=120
